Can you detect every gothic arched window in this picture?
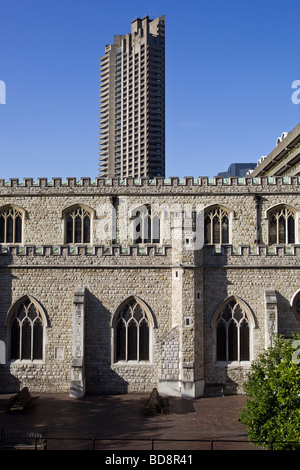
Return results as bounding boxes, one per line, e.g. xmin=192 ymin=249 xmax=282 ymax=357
xmin=64 ymin=205 xmax=93 ymax=244
xmin=204 ymin=206 xmax=230 ymax=244
xmin=0 ymin=205 xmax=24 ymax=244
xmin=132 ymin=204 xmax=161 ymax=244
xmin=215 ymin=298 xmax=251 ymax=362
xmin=114 ymin=298 xmax=152 ymax=362
xmin=268 ymin=205 xmax=296 ymax=245
xmin=291 ymin=289 xmax=300 ymax=321
xmin=8 ymin=297 xmax=45 ymax=361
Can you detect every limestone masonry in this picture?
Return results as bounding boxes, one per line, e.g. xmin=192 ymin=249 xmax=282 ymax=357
xmin=1 ymin=175 xmax=300 ymax=397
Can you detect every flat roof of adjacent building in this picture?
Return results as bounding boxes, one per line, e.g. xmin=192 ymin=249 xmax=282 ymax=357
xmin=250 ymin=122 xmax=300 ymax=177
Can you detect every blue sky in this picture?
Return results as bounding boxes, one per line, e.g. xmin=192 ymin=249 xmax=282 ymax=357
xmin=0 ymin=0 xmax=299 ymax=180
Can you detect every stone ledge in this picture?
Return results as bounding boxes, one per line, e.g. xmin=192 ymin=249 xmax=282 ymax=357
xmin=0 ymin=175 xmax=299 ymax=189
xmin=204 ymin=244 xmax=300 ymax=256
xmin=0 ymin=244 xmax=171 ymax=256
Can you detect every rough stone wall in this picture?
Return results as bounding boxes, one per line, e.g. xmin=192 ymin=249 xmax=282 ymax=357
xmin=0 ymin=175 xmax=299 ymax=247
xmin=0 ymin=176 xmax=300 ymax=395
xmin=0 ymin=263 xmax=172 ymax=393
xmin=203 ymin=262 xmax=300 ymax=393
xmin=160 ymin=327 xmax=180 ymax=382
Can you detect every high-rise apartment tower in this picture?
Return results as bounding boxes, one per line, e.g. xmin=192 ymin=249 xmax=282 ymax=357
xmin=99 ymin=15 xmax=165 ymax=178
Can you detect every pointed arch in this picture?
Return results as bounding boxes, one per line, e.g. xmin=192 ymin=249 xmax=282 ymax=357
xmin=204 ymin=204 xmax=234 ymax=245
xmin=111 ymin=296 xmax=154 ymax=363
xmin=0 ymin=204 xmax=26 ymax=244
xmin=212 ymin=296 xmax=255 ymax=363
xmin=62 ymin=204 xmax=95 ymax=244
xmin=5 ymin=295 xmax=48 ymax=361
xmin=5 ymin=294 xmax=48 ymax=327
xmin=111 ymin=295 xmax=154 ymax=328
xmin=204 ymin=203 xmax=235 ymax=217
xmin=211 ymin=295 xmax=256 ymax=329
xmin=266 ymin=204 xmax=298 ymax=245
xmin=130 ymin=203 xmax=162 ymax=244
xmin=291 ymin=289 xmax=300 ymax=321
xmin=265 ymin=203 xmax=298 ymax=218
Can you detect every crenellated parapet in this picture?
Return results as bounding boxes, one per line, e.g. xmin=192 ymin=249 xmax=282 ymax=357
xmin=2 ymin=243 xmax=300 ymax=269
xmin=0 ymin=175 xmax=300 ymax=193
xmin=0 ymin=244 xmax=171 ymax=256
xmin=0 ymin=244 xmax=172 ymax=267
xmin=0 ymin=176 xmax=300 ymax=256
xmin=205 ymin=244 xmax=300 ymax=256
xmin=203 ymin=244 xmax=300 ymax=267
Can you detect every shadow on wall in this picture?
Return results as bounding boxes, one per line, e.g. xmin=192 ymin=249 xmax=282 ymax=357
xmin=202 ymin=244 xmax=243 ymax=397
xmin=84 ymin=289 xmax=129 ymax=394
xmin=0 ymin=252 xmax=22 ymax=392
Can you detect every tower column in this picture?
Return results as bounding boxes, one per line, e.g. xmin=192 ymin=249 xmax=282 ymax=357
xmin=70 ymin=288 xmax=86 ymax=398
xmin=264 ymin=289 xmax=278 ymax=348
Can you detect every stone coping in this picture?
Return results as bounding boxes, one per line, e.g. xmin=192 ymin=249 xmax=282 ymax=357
xmin=0 ymin=175 xmax=300 ymax=188
xmin=0 ymin=244 xmax=171 ymax=256
xmin=0 ymin=244 xmax=300 ymax=257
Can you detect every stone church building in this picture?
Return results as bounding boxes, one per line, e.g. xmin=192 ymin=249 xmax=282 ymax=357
xmin=1 ymin=174 xmax=300 ymax=398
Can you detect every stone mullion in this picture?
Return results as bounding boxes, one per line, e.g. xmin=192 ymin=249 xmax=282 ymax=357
xmin=225 ymin=324 xmax=229 ymax=362
xmin=237 ymin=321 xmax=240 ymax=363
xmin=137 ymin=320 xmax=140 ymax=362
xmin=276 ymin=213 xmax=280 ymax=244
xmin=81 ymin=213 xmax=84 ymax=244
xmin=13 ymin=213 xmax=16 ymax=244
xmin=125 ymin=321 xmax=129 ymax=362
xmin=210 ymin=213 xmax=213 ymax=244
xmin=72 ymin=213 xmax=76 ymax=244
xmin=4 ymin=214 xmax=7 ymax=244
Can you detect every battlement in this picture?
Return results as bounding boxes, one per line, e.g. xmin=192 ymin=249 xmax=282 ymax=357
xmin=0 ymin=244 xmax=171 ymax=257
xmin=205 ymin=244 xmax=300 ymax=256
xmin=203 ymin=244 xmax=300 ymax=268
xmin=0 ymin=175 xmax=300 ymax=190
xmin=2 ymin=244 xmax=300 ymax=267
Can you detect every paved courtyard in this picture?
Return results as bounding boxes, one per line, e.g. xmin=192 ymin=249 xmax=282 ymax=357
xmin=0 ymin=392 xmax=261 ymax=450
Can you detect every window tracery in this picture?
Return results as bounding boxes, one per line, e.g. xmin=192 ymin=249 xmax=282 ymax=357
xmin=0 ymin=206 xmax=23 ymax=244
xmin=9 ymin=297 xmax=45 ymax=361
xmin=215 ymin=298 xmax=250 ymax=362
xmin=132 ymin=204 xmax=161 ymax=244
xmin=291 ymin=290 xmax=300 ymax=321
xmin=268 ymin=206 xmax=295 ymax=245
xmin=204 ymin=206 xmax=230 ymax=244
xmin=64 ymin=206 xmax=92 ymax=244
xmin=114 ymin=298 xmax=150 ymax=362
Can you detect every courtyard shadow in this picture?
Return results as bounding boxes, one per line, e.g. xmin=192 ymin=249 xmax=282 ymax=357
xmin=84 ymin=289 xmax=129 ymax=394
xmin=0 ymin=392 xmax=251 ymax=450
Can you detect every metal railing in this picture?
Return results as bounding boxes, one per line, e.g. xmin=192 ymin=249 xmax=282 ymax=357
xmin=2 ymin=433 xmax=300 ymax=450
xmin=2 ymin=436 xmax=296 ymax=451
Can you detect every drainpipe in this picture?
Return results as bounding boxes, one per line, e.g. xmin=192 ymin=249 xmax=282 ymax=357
xmin=253 ymin=194 xmax=261 ymax=244
xmin=110 ymin=196 xmax=118 ymax=244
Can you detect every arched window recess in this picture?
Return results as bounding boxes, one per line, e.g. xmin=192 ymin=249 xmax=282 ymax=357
xmin=204 ymin=204 xmax=233 ymax=245
xmin=130 ymin=203 xmax=162 ymax=244
xmin=0 ymin=204 xmax=26 ymax=244
xmin=290 ymin=289 xmax=300 ymax=321
xmin=111 ymin=296 xmax=154 ymax=363
xmin=212 ymin=296 xmax=254 ymax=364
xmin=62 ymin=204 xmax=95 ymax=244
xmin=266 ymin=204 xmax=298 ymax=245
xmin=5 ymin=295 xmax=48 ymax=362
